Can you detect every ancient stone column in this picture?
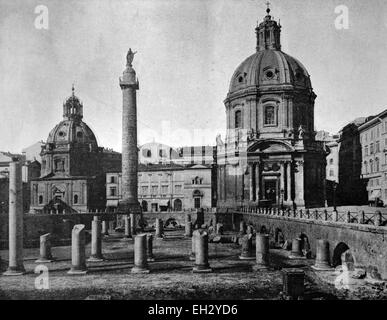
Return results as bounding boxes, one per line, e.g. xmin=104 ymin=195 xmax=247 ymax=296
xmin=185 ymin=221 xmax=193 ymax=237
xmin=146 ymin=233 xmax=155 ymax=262
xmin=88 ymin=216 xmax=104 ymax=262
xmin=312 ymin=239 xmax=332 ymax=271
xmin=68 ymin=224 xmax=87 ymax=274
xmin=35 ymin=233 xmax=55 ymax=263
xmin=3 ymin=159 xmax=25 ymax=276
xmin=253 ymin=234 xmax=270 ymax=270
xmin=130 ymin=213 xmax=136 ymax=236
xmin=123 ymin=214 xmax=132 ymax=239
xmin=131 ymin=234 xmax=150 ymax=273
xmin=289 ymin=238 xmax=304 ymax=259
xmin=102 ymin=220 xmax=109 ymax=236
xmin=239 ymin=220 xmax=247 ymax=236
xmin=239 ymin=234 xmax=255 ymax=260
xmin=193 ymin=230 xmax=212 ymax=273
xmin=189 ymin=230 xmax=198 ymax=261
xmin=118 ymin=48 xmax=141 ymax=224
xmin=155 ymin=218 xmax=163 ymax=238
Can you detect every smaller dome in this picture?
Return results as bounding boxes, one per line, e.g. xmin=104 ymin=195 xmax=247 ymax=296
xmin=46 ymin=120 xmax=98 ymax=149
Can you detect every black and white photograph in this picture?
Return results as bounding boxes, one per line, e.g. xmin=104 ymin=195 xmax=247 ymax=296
xmin=0 ymin=0 xmax=386 ymax=308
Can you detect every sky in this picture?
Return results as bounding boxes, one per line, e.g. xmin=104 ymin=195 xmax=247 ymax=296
xmin=1 ymin=0 xmax=387 ymax=153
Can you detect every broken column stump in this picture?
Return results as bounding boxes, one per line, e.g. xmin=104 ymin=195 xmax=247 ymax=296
xmin=35 ymin=233 xmax=55 ymax=263
xmin=88 ymin=216 xmax=104 ymax=262
xmin=68 ymin=224 xmax=88 ymax=275
xmin=193 ymin=230 xmax=212 ymax=273
xmin=239 ymin=234 xmax=255 ymax=260
xmin=312 ymin=239 xmax=332 ymax=271
xmin=131 ymin=234 xmax=150 ymax=273
xmin=253 ymin=234 xmax=270 ymax=270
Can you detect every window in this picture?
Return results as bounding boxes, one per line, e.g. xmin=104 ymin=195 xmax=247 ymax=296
xmin=376 ymin=158 xmax=380 ymax=172
xmin=141 ymin=186 xmax=148 ymax=194
xmin=142 ymin=149 xmax=151 ymax=157
xmin=364 ymin=161 xmax=368 ymax=174
xmin=54 ymin=158 xmax=65 ymax=172
xmin=110 ymin=176 xmax=116 ymax=183
xmin=329 ymin=169 xmax=334 ymax=177
xmin=376 ymin=141 xmax=380 ymax=153
xmin=365 ymin=146 xmax=368 ymax=156
xmin=192 ymin=177 xmax=202 ymax=185
xmin=161 ymin=185 xmax=168 ymax=194
xmin=159 ymin=149 xmax=167 ymax=158
xmin=194 ymin=197 xmax=201 ymax=209
xmin=151 ymin=186 xmax=158 ymax=194
xmin=109 ymin=187 xmax=117 ymax=197
xmin=264 ymin=106 xmax=276 ymax=125
xmin=329 ymin=159 xmax=334 ymax=165
xmin=370 ymin=160 xmax=374 ymax=173
xmin=175 ymin=185 xmax=182 ymax=193
xmin=371 ymin=130 xmax=374 ymax=141
xmin=73 ymin=194 xmax=78 ymax=204
xmin=370 ymin=143 xmax=374 ymax=154
xmin=376 ymin=179 xmax=380 ymax=186
xmin=235 ymin=110 xmax=242 ymax=128
xmin=377 ymin=126 xmax=380 ymax=137
xmin=38 ymin=195 xmax=43 ymax=204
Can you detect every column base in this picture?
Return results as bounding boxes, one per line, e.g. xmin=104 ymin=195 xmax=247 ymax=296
xmin=311 ymin=263 xmax=333 ymax=271
xmin=3 ymin=266 xmax=26 ymax=276
xmin=120 ymin=237 xmax=133 ymax=241
xmin=67 ymin=268 xmax=88 ymax=275
xmin=239 ymin=255 xmax=255 ymax=260
xmin=289 ymin=253 xmax=306 ymax=260
xmin=193 ymin=266 xmax=212 ymax=273
xmin=131 ymin=266 xmax=150 ymax=274
xmin=35 ymin=257 xmax=56 ymax=263
xmin=252 ymin=264 xmax=270 ymax=271
xmin=87 ymin=256 xmax=105 ymax=262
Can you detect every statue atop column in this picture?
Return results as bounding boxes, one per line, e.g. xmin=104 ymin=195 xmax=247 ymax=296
xmin=126 ymin=48 xmax=137 ymax=67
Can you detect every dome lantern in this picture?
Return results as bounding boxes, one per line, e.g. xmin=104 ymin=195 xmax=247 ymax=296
xmin=63 ymin=84 xmax=83 ymax=121
xmin=255 ymin=3 xmax=281 ymax=52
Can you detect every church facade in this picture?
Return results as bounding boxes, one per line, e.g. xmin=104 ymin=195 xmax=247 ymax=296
xmin=217 ymin=8 xmax=327 ymax=209
xmin=29 ymin=87 xmax=121 ymax=213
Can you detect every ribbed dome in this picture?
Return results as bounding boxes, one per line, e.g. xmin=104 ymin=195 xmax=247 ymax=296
xmin=46 ymin=120 xmax=98 ymax=149
xmin=228 ymin=49 xmax=312 ymax=95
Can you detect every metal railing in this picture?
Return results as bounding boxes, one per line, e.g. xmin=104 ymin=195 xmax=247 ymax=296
xmin=236 ymin=206 xmax=387 ymax=227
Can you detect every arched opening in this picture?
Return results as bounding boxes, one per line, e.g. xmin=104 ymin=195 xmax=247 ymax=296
xmin=73 ymin=194 xmax=78 ymax=204
xmin=260 ymin=225 xmax=267 ymax=234
xmin=173 ymin=198 xmax=182 ymax=211
xmin=141 ymin=200 xmax=148 ymax=212
xmin=332 ymin=242 xmax=350 ymax=267
xmin=165 ymin=217 xmax=178 ymax=228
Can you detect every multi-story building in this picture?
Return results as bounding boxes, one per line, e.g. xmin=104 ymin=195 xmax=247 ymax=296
xmin=106 ymin=143 xmax=216 ymax=212
xmin=106 ymin=163 xmax=215 ymax=212
xmin=359 ymin=110 xmax=387 ymax=205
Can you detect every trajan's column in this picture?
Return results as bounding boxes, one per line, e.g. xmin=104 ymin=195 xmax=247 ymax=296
xmin=118 ymin=49 xmax=141 ymax=217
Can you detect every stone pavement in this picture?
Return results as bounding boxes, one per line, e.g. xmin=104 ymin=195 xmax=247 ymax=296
xmin=0 ymin=228 xmax=385 ymax=300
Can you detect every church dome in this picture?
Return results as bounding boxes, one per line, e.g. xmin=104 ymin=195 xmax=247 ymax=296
xmin=46 ymin=120 xmax=98 ymax=148
xmin=227 ymin=7 xmax=313 ymax=96
xmin=45 ymin=86 xmax=98 ymax=150
xmin=228 ymin=50 xmax=312 ymax=94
